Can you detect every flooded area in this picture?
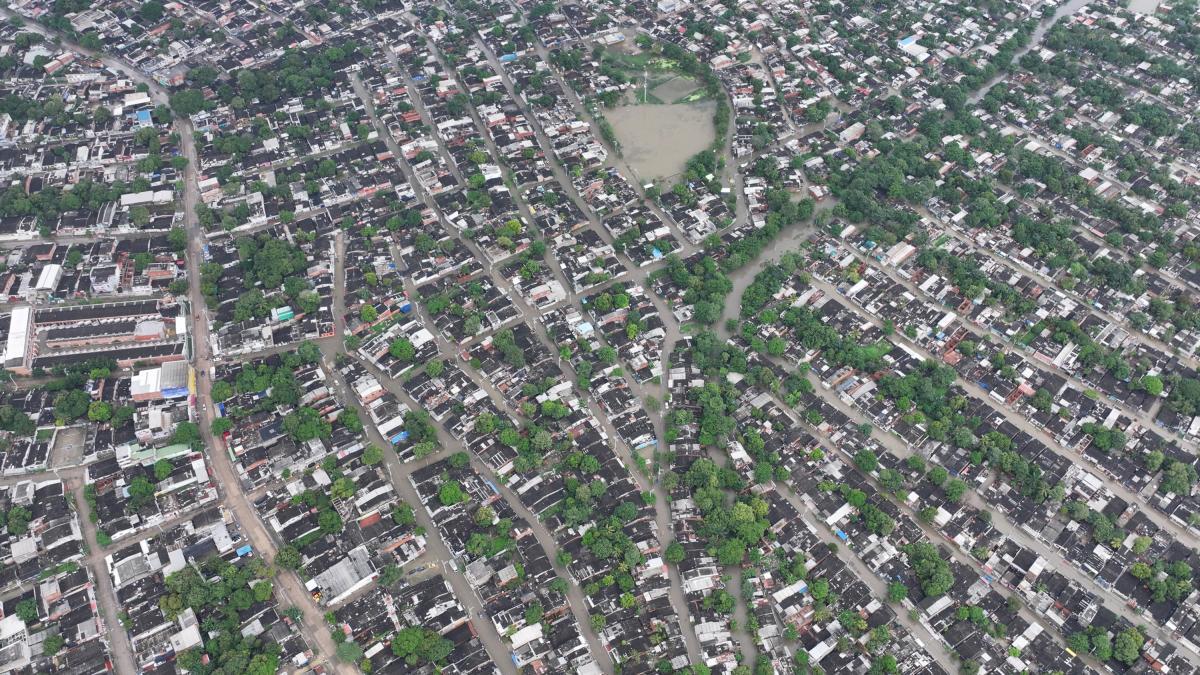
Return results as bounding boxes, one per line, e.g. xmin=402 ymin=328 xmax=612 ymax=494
xmin=969 ymin=0 xmax=1093 ymax=103
xmin=606 ymin=101 xmax=716 ymax=181
xmin=650 ymin=76 xmax=699 ymax=103
xmin=716 ymin=204 xmax=833 ymax=334
xmin=1128 ymin=0 xmax=1161 ymax=12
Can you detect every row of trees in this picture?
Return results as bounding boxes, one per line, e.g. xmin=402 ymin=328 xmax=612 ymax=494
xmin=1066 ymin=626 xmax=1145 ymax=665
xmin=1129 ymin=558 xmax=1193 ymax=604
xmin=0 ymin=178 xmax=140 ymax=222
xmin=388 ymin=626 xmax=454 ymax=666
xmin=171 ymin=42 xmax=367 ymax=118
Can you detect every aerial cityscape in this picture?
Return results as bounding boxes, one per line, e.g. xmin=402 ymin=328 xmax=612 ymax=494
xmin=0 ymin=0 xmax=1198 ymax=673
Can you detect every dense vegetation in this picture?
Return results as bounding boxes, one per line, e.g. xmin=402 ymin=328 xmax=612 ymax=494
xmin=161 ymin=558 xmax=281 ymax=675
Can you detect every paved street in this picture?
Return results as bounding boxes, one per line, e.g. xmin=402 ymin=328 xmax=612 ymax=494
xmin=351 ymin=45 xmax=716 ymax=665
xmin=832 ymin=225 xmax=1186 ymax=451
xmin=922 ymin=202 xmax=1200 ymax=375
xmin=749 ymin=376 xmax=1114 ymax=671
xmin=0 ymin=13 xmax=345 ymax=672
xmin=770 ymin=484 xmax=960 ymax=673
xmin=318 ymin=347 xmax=520 ymax=674
xmin=180 ymin=119 xmax=357 ymax=675
xmin=64 ymin=471 xmax=138 ymax=675
xmin=746 ymin=299 xmax=1200 ymax=668
xmin=4 ymin=1 xmax=1185 ymax=667
xmin=803 ymin=272 xmax=1200 ymax=547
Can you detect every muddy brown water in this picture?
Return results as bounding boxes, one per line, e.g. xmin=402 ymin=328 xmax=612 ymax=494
xmin=606 ymin=101 xmax=717 ymax=181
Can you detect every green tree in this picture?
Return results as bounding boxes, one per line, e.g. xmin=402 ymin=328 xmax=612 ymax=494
xmin=253 ymin=580 xmax=274 ymax=602
xmin=211 ymin=380 xmax=234 ymax=401
xmin=854 ymin=449 xmax=878 ymax=473
xmin=474 ymin=505 xmax=495 ymax=526
xmin=130 ymin=206 xmax=151 ymax=227
xmin=1066 ymin=632 xmax=1089 ymax=654
xmin=276 ymin=546 xmax=302 ymax=570
xmin=54 ymin=390 xmax=90 ymax=421
xmin=5 ymin=506 xmax=30 ymax=536
xmin=904 ymin=542 xmax=953 ymax=597
xmin=392 ymin=504 xmax=416 ymax=526
xmin=1141 ymin=375 xmax=1163 ymax=396
xmin=111 ymin=405 xmax=135 ymax=427
xmin=127 ymin=475 xmax=156 ymax=511
xmin=167 ymin=226 xmax=187 ymax=252
xmin=1160 ymin=459 xmax=1197 ymax=495
xmin=715 ymin=539 xmax=746 ymax=566
xmin=927 ymin=465 xmax=949 ymax=486
xmin=283 ymin=407 xmax=331 ymax=441
xmin=391 ymin=626 xmax=453 ymax=664
xmin=767 ymin=337 xmax=787 ymax=356
xmin=171 ymin=421 xmax=202 ymax=446
xmin=439 ymin=480 xmax=466 ymax=506
xmin=1113 ymin=628 xmax=1144 ymax=665
xmin=1092 ymin=633 xmax=1113 ymax=661
xmin=525 ymin=603 xmax=544 ymax=625
xmin=87 ymin=400 xmax=112 ymax=422
xmin=665 ymin=542 xmax=685 ymax=564
xmin=944 ymin=478 xmax=967 ymax=502
xmin=1130 ymin=562 xmax=1152 ymax=579
xmin=331 ymin=477 xmax=357 ymax=501
xmin=336 ymin=641 xmax=363 ymax=663
xmin=169 ymin=89 xmax=207 ymax=115
xmin=14 ymin=598 xmax=37 ymax=623
xmin=318 ymin=509 xmax=343 ymax=534
xmin=153 ymin=459 xmax=172 ymax=481
xmin=378 ymin=564 xmax=402 ymax=587
xmin=211 ymin=417 xmax=233 ymax=436
xmin=389 ymin=337 xmax=415 ymax=361
xmin=297 ymin=341 xmax=321 ymax=363
xmin=1145 ymin=450 xmax=1165 ymax=472
xmin=339 ymin=408 xmax=364 ymax=434
xmin=140 ymin=1 xmax=165 ymax=22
